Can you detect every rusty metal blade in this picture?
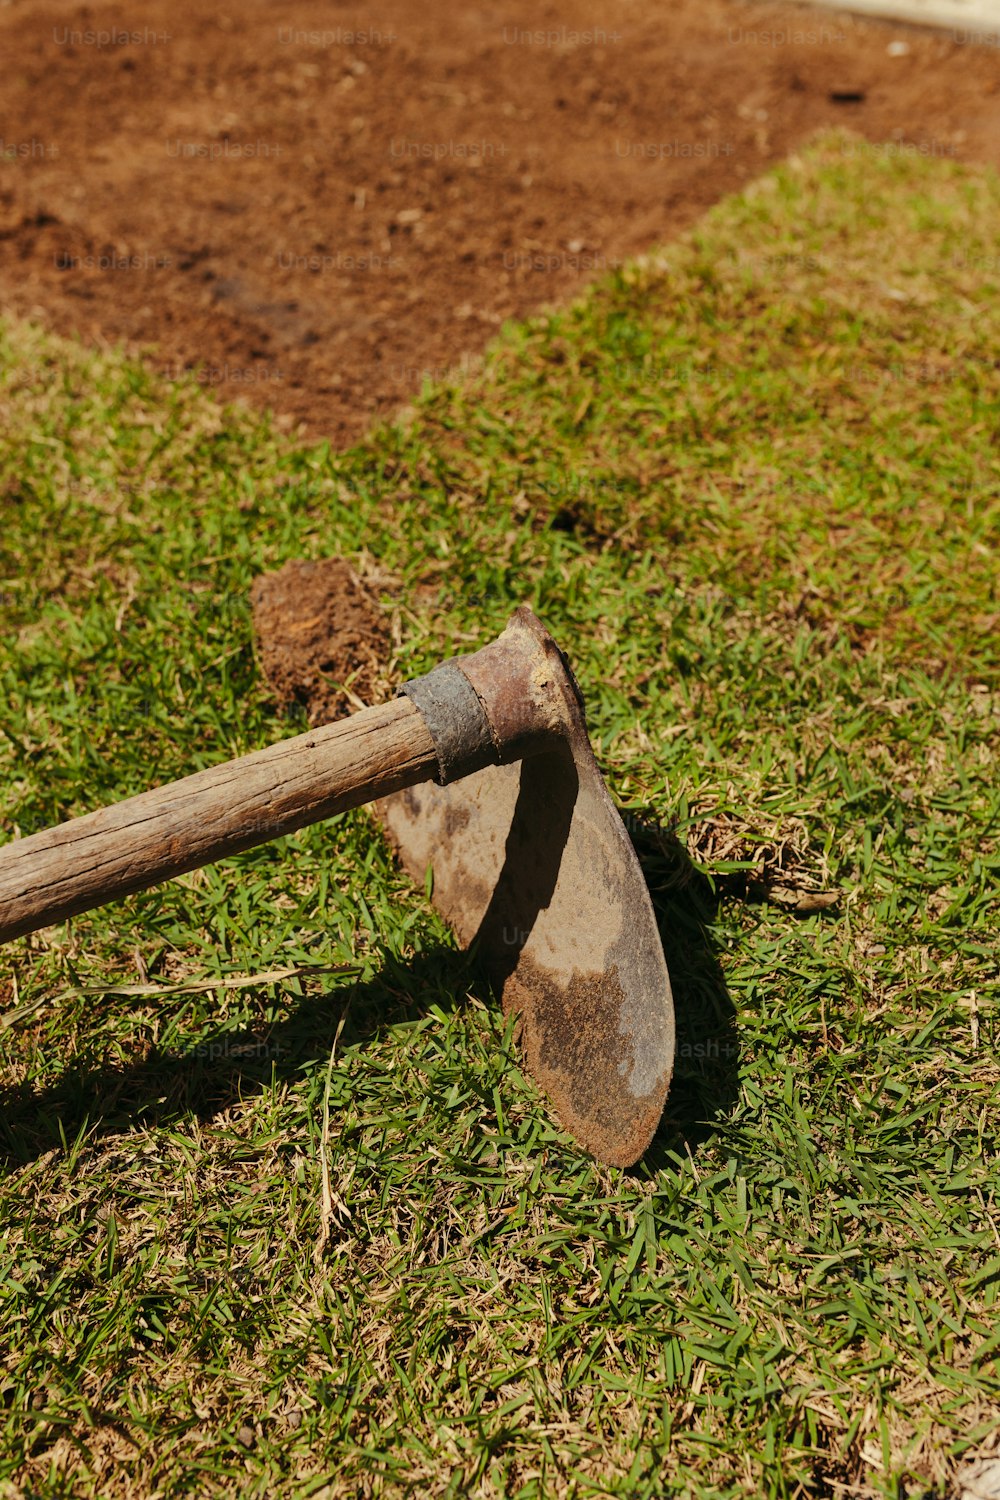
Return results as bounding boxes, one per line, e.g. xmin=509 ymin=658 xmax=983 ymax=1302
xmin=375 ymin=610 xmax=674 ymax=1168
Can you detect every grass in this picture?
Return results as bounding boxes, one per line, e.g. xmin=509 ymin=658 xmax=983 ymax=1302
xmin=0 ymin=130 xmax=997 ymax=1497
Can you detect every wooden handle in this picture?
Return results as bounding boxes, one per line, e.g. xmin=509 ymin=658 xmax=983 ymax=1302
xmin=0 ymin=697 xmax=437 ymax=944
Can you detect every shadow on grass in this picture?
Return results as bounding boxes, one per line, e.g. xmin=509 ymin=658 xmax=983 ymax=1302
xmin=624 ymin=817 xmax=739 ymax=1172
xmin=0 ymin=947 xmax=476 ymax=1169
xmin=0 ymin=819 xmax=737 ymax=1173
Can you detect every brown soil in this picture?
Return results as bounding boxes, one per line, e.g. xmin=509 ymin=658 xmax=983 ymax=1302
xmin=250 ymin=559 xmax=390 ymax=723
xmin=2 ymin=1 xmax=999 ymax=444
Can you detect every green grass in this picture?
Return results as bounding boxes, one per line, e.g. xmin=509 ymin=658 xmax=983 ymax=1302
xmin=0 ymin=131 xmax=997 ymax=1497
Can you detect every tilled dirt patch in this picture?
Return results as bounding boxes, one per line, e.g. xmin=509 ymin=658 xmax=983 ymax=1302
xmin=2 ymin=0 xmax=999 ymax=443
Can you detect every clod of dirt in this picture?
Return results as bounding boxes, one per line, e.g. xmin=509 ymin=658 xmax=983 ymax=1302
xmin=250 ymin=559 xmax=390 ymax=725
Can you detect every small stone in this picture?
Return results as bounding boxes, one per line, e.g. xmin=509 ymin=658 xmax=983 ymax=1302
xmin=237 ymin=1424 xmax=254 ymax=1449
xmin=955 ymin=1457 xmax=1000 ymax=1500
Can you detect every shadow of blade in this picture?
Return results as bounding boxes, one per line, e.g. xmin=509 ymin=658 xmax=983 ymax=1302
xmin=621 ymin=814 xmax=739 ymax=1168
xmin=0 ymin=946 xmax=478 ymax=1170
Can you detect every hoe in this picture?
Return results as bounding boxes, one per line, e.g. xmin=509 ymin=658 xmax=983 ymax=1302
xmin=0 ymin=608 xmax=674 ymax=1167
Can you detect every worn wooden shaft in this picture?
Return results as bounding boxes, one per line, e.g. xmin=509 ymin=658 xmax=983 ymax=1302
xmin=0 ymin=697 xmax=438 ymax=944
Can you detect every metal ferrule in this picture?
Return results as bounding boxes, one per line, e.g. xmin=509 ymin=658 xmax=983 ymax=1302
xmin=399 ymin=607 xmax=582 ymax=785
xmin=399 ymin=662 xmax=499 ymax=786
